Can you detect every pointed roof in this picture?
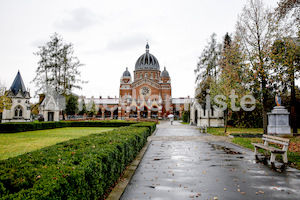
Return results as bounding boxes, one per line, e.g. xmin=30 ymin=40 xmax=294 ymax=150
xmin=10 ymin=71 xmax=27 ymax=96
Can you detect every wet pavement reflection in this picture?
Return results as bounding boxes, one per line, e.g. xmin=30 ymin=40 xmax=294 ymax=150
xmin=120 ymin=122 xmax=300 ymax=200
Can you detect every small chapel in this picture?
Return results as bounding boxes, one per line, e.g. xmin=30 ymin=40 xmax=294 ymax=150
xmin=2 ymin=71 xmax=31 ymax=123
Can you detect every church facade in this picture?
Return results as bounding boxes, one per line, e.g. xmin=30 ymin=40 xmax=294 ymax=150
xmin=2 ymin=71 xmax=31 ymax=123
xmin=78 ymin=43 xmax=192 ymax=119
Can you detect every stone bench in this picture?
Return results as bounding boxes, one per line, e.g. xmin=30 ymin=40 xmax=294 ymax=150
xmin=252 ymin=134 xmax=290 ymax=168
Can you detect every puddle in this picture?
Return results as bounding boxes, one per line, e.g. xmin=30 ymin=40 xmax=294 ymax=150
xmin=210 ymin=143 xmax=242 ymax=154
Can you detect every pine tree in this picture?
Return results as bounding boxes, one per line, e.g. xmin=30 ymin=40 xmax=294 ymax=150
xmin=78 ymin=99 xmax=87 ymax=115
xmin=66 ymin=95 xmax=78 ymax=115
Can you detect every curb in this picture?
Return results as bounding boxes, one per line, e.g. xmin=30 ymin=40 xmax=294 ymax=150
xmin=106 ymin=128 xmax=158 ymax=200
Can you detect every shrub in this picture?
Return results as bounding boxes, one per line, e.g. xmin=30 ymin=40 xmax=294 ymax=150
xmin=0 ymin=121 xmax=137 ymax=133
xmin=0 ymin=125 xmax=153 ymax=199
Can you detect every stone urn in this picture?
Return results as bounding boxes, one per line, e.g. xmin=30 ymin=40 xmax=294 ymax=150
xmin=267 ymin=106 xmax=292 ymax=136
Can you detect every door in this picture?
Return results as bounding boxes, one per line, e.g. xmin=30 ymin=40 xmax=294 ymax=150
xmin=48 ymin=112 xmax=54 ymax=121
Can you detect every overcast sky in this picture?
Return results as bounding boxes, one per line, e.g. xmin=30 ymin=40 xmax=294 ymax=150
xmin=0 ymin=0 xmax=285 ymax=102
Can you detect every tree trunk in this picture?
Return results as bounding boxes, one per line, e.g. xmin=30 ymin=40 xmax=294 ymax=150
xmin=262 ymin=77 xmax=268 ymax=135
xmin=224 ymin=109 xmax=228 ymax=134
xmin=291 ymin=77 xmax=297 ymax=133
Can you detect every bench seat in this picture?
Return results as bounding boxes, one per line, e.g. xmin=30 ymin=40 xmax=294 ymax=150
xmin=252 ymin=134 xmax=290 ymax=165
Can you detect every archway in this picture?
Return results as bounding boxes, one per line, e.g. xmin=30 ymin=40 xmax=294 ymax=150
xmin=140 ymin=106 xmax=148 ymax=118
xmin=173 ymin=108 xmax=180 ymax=118
xmin=104 ymin=109 xmax=111 ymax=118
xmin=130 ymin=106 xmax=138 ymax=118
xmin=113 ymin=108 xmax=118 ymax=119
xmin=151 ymin=106 xmax=158 ymax=119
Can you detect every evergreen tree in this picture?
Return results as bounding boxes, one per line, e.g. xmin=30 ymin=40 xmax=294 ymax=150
xmin=88 ymin=101 xmax=97 ymax=116
xmin=78 ymin=99 xmax=87 ymax=115
xmin=66 ymin=95 xmax=78 ymax=115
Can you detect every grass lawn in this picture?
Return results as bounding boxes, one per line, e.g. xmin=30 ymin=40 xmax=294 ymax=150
xmin=207 ymin=127 xmax=263 ymax=136
xmin=0 ymin=127 xmax=115 ymax=160
xmin=208 ymin=127 xmax=300 ymax=170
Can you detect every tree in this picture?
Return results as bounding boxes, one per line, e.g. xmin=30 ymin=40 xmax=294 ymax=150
xmin=32 ymin=33 xmax=86 ymax=96
xmin=195 ymin=33 xmax=220 ymax=84
xmin=87 ymin=100 xmax=97 ymax=116
xmin=276 ymin=0 xmax=300 ymax=36
xmin=236 ymin=0 xmax=280 ymax=134
xmin=194 ymin=33 xmax=221 ymax=127
xmin=78 ymin=99 xmax=87 ymax=115
xmin=271 ymin=37 xmax=300 ymax=133
xmin=0 ymin=83 xmax=11 ymax=113
xmin=66 ymin=95 xmax=78 ymax=115
xmin=211 ymin=33 xmax=250 ymax=132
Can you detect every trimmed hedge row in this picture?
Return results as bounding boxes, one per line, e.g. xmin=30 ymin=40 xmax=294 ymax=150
xmin=0 ymin=123 xmax=155 ymax=199
xmin=0 ymin=121 xmax=137 ymax=133
xmin=130 ymin=122 xmax=156 ymax=134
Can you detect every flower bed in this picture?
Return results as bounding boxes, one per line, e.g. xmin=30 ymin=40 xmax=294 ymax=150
xmin=0 ymin=123 xmax=155 ymax=199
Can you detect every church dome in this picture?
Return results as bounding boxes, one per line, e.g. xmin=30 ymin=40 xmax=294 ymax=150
xmin=123 ymin=67 xmax=131 ymax=76
xmin=161 ymin=67 xmax=169 ymax=77
xmin=135 ymin=43 xmax=160 ymax=71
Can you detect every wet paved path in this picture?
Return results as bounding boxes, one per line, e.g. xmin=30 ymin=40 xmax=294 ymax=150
xmin=120 ymin=121 xmax=300 ymax=200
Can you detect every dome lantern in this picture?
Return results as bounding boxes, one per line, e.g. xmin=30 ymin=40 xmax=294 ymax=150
xmin=161 ymin=66 xmax=169 ymax=77
xmin=123 ymin=67 xmax=131 ymax=77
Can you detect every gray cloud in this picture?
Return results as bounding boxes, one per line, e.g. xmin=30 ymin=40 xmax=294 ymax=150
xmin=54 ymin=7 xmax=99 ymax=31
xmin=106 ymin=34 xmax=152 ymax=51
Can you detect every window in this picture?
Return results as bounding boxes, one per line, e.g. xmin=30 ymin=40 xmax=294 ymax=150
xmin=145 ymin=73 xmax=148 ymax=78
xmin=14 ymin=106 xmax=23 ymax=117
xmin=150 ymin=73 xmax=153 ymax=79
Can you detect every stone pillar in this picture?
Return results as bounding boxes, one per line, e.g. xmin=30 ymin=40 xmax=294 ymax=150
xmin=158 ymin=106 xmax=162 ymax=119
xmin=110 ymin=108 xmax=114 ymax=119
xmin=148 ymin=110 xmax=151 ymax=119
xmin=101 ymin=109 xmax=105 ymax=119
xmin=137 ymin=108 xmax=140 ymax=118
xmin=267 ymin=106 xmax=292 ymax=136
xmin=118 ymin=106 xmax=122 ymax=119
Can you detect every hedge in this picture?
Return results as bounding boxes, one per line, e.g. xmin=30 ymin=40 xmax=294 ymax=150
xmin=0 ymin=123 xmax=155 ymax=199
xmin=0 ymin=121 xmax=137 ymax=133
xmin=130 ymin=122 xmax=156 ymax=134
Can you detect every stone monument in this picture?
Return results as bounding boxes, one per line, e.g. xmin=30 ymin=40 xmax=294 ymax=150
xmin=267 ymin=94 xmax=292 ymax=136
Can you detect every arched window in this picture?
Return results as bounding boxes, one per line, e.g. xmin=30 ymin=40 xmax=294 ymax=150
xmin=14 ymin=106 xmax=23 ymax=117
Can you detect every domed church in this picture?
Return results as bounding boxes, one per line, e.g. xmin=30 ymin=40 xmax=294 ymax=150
xmin=118 ymin=43 xmax=172 ymax=119
xmin=78 ymin=43 xmax=192 ymax=120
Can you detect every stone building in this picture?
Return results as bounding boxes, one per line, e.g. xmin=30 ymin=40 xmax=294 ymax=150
xmin=39 ymin=94 xmax=61 ymax=121
xmin=190 ymin=100 xmax=224 ymax=127
xmin=78 ymin=43 xmax=192 ymax=119
xmin=2 ymin=71 xmax=31 ymax=123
